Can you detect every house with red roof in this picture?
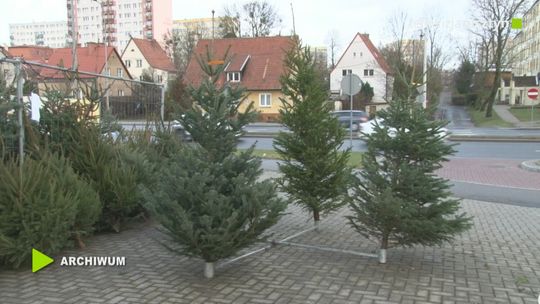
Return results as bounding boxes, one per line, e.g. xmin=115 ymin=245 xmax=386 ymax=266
xmin=121 ymin=37 xmax=176 ymax=85
xmin=184 ymin=36 xmax=294 ymax=121
xmin=330 ymin=33 xmax=393 ymax=115
xmin=36 ymin=43 xmax=132 ymax=97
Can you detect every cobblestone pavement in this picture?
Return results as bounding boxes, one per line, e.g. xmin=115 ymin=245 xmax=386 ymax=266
xmin=1 ymin=177 xmax=539 ymax=304
xmin=437 ymin=158 xmax=540 ymax=190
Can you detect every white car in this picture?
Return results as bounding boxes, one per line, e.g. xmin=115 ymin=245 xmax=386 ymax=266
xmin=359 ymin=118 xmax=449 ymax=139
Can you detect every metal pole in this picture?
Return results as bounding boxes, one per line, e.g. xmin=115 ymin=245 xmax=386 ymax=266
xmin=160 ymin=84 xmax=165 ymax=121
xmin=421 ymin=32 xmax=428 ymax=109
xmin=15 ymin=59 xmax=24 ymax=166
xmin=349 ymin=74 xmax=353 ymax=148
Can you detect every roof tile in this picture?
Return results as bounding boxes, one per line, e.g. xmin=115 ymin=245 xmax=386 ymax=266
xmin=184 ymin=36 xmax=294 ymax=91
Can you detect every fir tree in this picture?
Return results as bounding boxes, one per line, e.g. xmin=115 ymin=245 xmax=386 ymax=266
xmin=143 ymin=48 xmax=286 ymax=278
xmin=274 ymin=39 xmax=352 ymax=226
xmin=347 ymin=99 xmax=472 ymax=263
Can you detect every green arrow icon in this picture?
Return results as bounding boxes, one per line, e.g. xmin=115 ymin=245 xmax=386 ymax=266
xmin=32 ymin=248 xmax=54 ymax=273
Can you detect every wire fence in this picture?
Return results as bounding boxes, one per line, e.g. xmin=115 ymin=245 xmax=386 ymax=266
xmin=0 ymin=57 xmax=165 ymax=161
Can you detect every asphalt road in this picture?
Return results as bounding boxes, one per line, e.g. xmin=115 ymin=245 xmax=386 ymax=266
xmin=239 ymin=137 xmax=540 ymax=160
xmin=259 ymin=159 xmax=540 ymax=208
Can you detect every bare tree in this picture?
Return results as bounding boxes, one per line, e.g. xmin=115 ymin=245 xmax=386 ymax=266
xmin=220 ymin=1 xmax=280 ymax=38
xmin=219 ymin=5 xmax=241 ymax=38
xmin=326 ymin=30 xmax=340 ymax=69
xmin=243 ymin=1 xmax=278 ymax=37
xmin=380 ymin=12 xmax=422 ymax=101
xmin=164 ymin=22 xmax=209 ymax=74
xmin=471 ymin=0 xmax=529 ymax=117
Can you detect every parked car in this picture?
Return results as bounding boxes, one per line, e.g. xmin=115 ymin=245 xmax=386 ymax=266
xmin=332 ymin=110 xmax=369 ymax=131
xmin=171 ymin=120 xmax=193 ymax=141
xmin=359 ymin=118 xmax=449 ymax=139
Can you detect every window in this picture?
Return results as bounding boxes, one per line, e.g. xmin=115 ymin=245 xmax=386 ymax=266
xmin=136 ymin=59 xmax=143 ymax=67
xmin=260 ymin=93 xmax=271 ymax=107
xmin=364 ymin=69 xmax=374 ymax=76
xmin=118 ymin=89 xmax=124 ymax=96
xmin=104 ymin=68 xmax=110 ymax=76
xmin=157 ymin=74 xmax=163 ymax=83
xmin=117 ymin=68 xmax=123 ymax=77
xmin=342 ymin=69 xmax=352 ymax=76
xmin=226 ymin=72 xmax=241 ymax=82
xmin=125 ymin=60 xmax=131 ymax=67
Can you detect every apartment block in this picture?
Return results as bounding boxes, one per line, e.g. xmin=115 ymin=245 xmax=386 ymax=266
xmin=9 ymin=21 xmax=68 ymax=48
xmin=67 ymin=0 xmax=172 ymax=51
xmin=511 ymin=0 xmax=540 ymax=76
xmin=172 ymin=18 xmax=226 ymax=39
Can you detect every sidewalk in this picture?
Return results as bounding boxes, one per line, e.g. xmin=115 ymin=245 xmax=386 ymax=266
xmin=493 ymin=105 xmax=540 ymax=128
xmin=1 ymin=195 xmax=538 ymax=303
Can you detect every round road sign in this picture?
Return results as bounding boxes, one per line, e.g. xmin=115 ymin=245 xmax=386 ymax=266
xmin=341 ymin=74 xmax=362 ymax=96
xmin=527 ymin=88 xmax=538 ymax=100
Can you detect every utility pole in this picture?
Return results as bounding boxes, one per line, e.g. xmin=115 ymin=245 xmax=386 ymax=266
xmin=70 ymin=0 xmax=78 ymax=72
xmin=94 ymin=0 xmax=110 ymax=111
xmin=420 ymin=31 xmax=428 ymax=109
xmin=290 ymin=3 xmax=296 ymax=36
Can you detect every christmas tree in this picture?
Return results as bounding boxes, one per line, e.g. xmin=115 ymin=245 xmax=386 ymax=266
xmin=347 ymin=99 xmax=472 ymax=263
xmin=274 ymin=39 xmax=352 ymax=226
xmin=143 ymin=48 xmax=286 ymax=278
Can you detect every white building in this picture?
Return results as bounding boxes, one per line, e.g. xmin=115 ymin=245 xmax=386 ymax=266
xmin=67 ymin=0 xmax=172 ymax=51
xmin=9 ymin=21 xmax=68 ymax=48
xmin=511 ymin=1 xmax=540 ymax=77
xmin=121 ymin=37 xmax=176 ymax=84
xmin=330 ymin=33 xmax=393 ymax=108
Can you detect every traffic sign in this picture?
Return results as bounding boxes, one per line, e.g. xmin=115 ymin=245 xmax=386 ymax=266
xmin=527 ymin=88 xmax=538 ymax=100
xmin=341 ymin=74 xmax=362 ymax=96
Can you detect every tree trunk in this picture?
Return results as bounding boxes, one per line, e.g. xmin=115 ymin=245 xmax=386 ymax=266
xmin=74 ymin=233 xmax=86 ymax=249
xmin=204 ymin=262 xmax=215 ymax=279
xmin=379 ymin=235 xmax=389 ymax=264
xmin=313 ymin=210 xmax=320 ymax=231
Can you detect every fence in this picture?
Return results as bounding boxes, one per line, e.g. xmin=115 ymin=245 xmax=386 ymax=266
xmin=0 ymin=57 xmax=165 ymax=161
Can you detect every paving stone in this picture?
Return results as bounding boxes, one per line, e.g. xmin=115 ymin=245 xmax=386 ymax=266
xmin=1 ymin=177 xmax=539 ymax=304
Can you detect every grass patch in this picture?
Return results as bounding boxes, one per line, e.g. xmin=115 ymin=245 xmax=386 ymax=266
xmin=467 ymin=107 xmax=514 ymax=128
xmin=240 ymin=149 xmax=363 ymax=168
xmin=509 ymin=106 xmax=540 ymax=122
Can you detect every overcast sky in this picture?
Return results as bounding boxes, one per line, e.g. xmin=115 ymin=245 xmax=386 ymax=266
xmin=0 ymin=0 xmax=474 ymax=67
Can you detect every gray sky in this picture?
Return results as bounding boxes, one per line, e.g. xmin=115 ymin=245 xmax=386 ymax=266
xmin=0 ymin=0 xmax=474 ymax=67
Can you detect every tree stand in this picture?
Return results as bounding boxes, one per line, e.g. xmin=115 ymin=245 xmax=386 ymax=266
xmin=204 ymin=262 xmax=215 ymax=279
xmin=378 ymin=249 xmax=387 ymax=264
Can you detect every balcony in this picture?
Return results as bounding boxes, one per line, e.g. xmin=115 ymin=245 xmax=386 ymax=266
xmin=146 ymin=15 xmax=152 ymax=21
xmin=105 ymin=27 xmax=116 ymax=33
xmin=145 ymin=6 xmax=152 ymax=12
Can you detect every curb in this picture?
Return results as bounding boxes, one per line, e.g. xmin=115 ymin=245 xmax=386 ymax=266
xmin=449 ymin=136 xmax=540 ymax=142
xmin=520 ymin=160 xmax=540 ymax=173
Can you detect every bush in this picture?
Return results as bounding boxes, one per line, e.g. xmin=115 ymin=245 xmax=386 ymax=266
xmin=0 ymin=153 xmax=100 ymax=268
xmin=70 ymin=131 xmax=145 ymax=232
xmin=38 ymin=92 xmax=148 ymax=232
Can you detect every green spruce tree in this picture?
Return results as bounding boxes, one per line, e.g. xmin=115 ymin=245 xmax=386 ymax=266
xmin=347 ymin=99 xmax=472 ymax=263
xmin=143 ymin=48 xmax=286 ymax=278
xmin=274 ymin=39 xmax=351 ymax=226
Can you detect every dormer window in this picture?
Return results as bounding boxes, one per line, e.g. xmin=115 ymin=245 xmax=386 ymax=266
xmin=227 ymin=72 xmax=241 ymax=82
